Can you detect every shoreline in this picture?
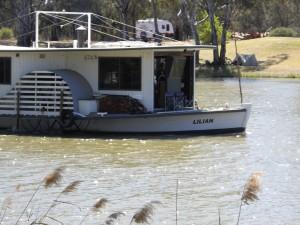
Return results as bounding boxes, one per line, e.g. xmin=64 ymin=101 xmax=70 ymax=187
xmin=197 ymin=65 xmax=300 ymax=79
xmin=197 ymin=73 xmax=300 ymax=79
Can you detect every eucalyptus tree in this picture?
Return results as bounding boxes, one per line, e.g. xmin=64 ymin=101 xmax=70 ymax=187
xmin=1 ymin=0 xmax=46 ymax=46
xmin=194 ymin=0 xmax=220 ymax=64
xmin=180 ymin=0 xmax=200 ymax=44
xmin=114 ymin=0 xmax=132 ymax=39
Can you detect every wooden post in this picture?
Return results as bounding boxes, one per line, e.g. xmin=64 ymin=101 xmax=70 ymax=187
xmin=60 ymin=90 xmax=64 ymax=120
xmin=176 ymin=179 xmax=179 ymax=225
xmin=16 ymin=91 xmax=20 ymax=131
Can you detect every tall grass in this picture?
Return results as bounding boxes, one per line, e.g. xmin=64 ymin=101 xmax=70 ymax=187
xmin=0 ymin=168 xmax=262 ymax=225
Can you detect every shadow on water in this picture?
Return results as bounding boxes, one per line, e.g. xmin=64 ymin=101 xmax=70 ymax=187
xmin=0 ymin=129 xmax=247 ymax=140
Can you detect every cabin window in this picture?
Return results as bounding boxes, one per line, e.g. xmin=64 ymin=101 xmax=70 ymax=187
xmin=99 ymin=57 xmax=141 ymax=90
xmin=0 ymin=57 xmax=11 ymax=85
xmin=162 ymin=25 xmax=165 ymax=30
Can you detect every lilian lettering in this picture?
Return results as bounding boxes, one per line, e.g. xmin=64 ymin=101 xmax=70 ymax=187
xmin=193 ymin=118 xmax=214 ymax=125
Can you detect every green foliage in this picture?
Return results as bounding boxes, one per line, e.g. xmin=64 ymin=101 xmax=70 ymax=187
xmin=196 ymin=12 xmax=230 ymax=44
xmin=270 ymin=27 xmax=298 ymax=37
xmin=0 ymin=27 xmax=14 ymax=40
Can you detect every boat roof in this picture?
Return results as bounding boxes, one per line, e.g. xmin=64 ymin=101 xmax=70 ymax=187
xmin=0 ymin=11 xmax=216 ymax=53
xmin=0 ymin=43 xmax=216 ymax=53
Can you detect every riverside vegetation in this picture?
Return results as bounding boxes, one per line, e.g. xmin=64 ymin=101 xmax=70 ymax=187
xmin=199 ymin=37 xmax=300 ymax=79
xmin=0 ymin=167 xmax=262 ymax=225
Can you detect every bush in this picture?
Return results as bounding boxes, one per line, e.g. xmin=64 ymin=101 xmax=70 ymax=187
xmin=0 ymin=27 xmax=14 ymax=40
xmin=270 ymin=27 xmax=297 ymax=37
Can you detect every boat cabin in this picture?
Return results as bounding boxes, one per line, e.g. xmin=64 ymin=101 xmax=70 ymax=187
xmin=0 ymin=45 xmax=206 ymax=116
xmin=0 ymin=11 xmax=213 ymax=118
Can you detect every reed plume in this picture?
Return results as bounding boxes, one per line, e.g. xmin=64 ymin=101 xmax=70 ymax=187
xmin=104 ymin=212 xmax=126 ymax=225
xmin=40 ymin=180 xmax=82 ymax=222
xmin=108 ymin=212 xmax=126 ymax=219
xmin=15 ymin=166 xmax=65 ymax=225
xmin=236 ymin=172 xmax=262 ymax=225
xmin=62 ymin=180 xmax=82 ymax=194
xmin=0 ymin=197 xmax=12 ymax=224
xmin=16 ymin=184 xmax=22 ymax=192
xmin=44 ymin=166 xmax=65 ymax=188
xmin=93 ymin=198 xmax=108 ymax=212
xmin=129 ymin=201 xmax=161 ymax=225
xmin=79 ymin=198 xmax=108 ymax=225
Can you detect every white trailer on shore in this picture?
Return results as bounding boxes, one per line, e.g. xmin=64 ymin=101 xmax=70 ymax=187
xmin=136 ymin=18 xmax=174 ymax=40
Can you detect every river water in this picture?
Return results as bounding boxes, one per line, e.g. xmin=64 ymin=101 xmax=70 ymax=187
xmin=0 ymin=79 xmax=300 ymax=225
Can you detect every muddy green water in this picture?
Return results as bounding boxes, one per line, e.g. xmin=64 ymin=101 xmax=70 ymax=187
xmin=0 ymin=79 xmax=300 ymax=225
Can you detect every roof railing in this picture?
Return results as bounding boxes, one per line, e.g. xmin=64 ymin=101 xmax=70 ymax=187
xmin=35 ymin=11 xmax=92 ymax=49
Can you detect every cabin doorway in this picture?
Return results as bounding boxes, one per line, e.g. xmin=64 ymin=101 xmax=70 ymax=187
xmin=154 ymin=53 xmax=194 ymax=111
xmin=154 ymin=56 xmax=173 ymax=109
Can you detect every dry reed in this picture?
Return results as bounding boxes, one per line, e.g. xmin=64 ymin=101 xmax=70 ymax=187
xmin=241 ymin=172 xmax=262 ymax=204
xmin=62 ymin=180 xmax=82 ymax=194
xmin=79 ymin=198 xmax=108 ymax=225
xmin=15 ymin=166 xmax=65 ymax=225
xmin=0 ymin=197 xmax=12 ymax=224
xmin=7 ymin=168 xmax=264 ymax=225
xmin=93 ymin=198 xmax=108 ymax=212
xmin=129 ymin=201 xmax=161 ymax=225
xmin=236 ymin=172 xmax=262 ymax=225
xmin=40 ymin=180 xmax=82 ymax=222
xmin=44 ymin=167 xmax=65 ymax=188
xmin=104 ymin=212 xmax=126 ymax=225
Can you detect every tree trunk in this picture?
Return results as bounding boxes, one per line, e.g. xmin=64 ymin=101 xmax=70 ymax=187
xmin=190 ymin=0 xmax=200 ymax=45
xmin=50 ymin=2 xmax=59 ymax=41
xmin=121 ymin=12 xmax=129 ymax=40
xmin=189 ymin=0 xmax=200 ymax=65
xmin=206 ymin=0 xmax=219 ymax=65
xmin=16 ymin=0 xmax=32 ymax=47
xmin=116 ymin=0 xmax=130 ymax=40
xmin=151 ymin=0 xmax=160 ymax=42
xmin=219 ymin=3 xmax=232 ymax=65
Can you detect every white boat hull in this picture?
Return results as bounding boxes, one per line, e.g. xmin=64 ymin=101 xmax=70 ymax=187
xmin=82 ymin=104 xmax=251 ymax=134
xmin=0 ymin=104 xmax=251 ymax=135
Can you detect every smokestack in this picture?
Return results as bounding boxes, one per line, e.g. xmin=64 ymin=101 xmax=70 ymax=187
xmin=76 ymin=26 xmax=87 ymax=48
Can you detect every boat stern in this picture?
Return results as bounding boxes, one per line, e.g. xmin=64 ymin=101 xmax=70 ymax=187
xmin=241 ymin=103 xmax=252 ymax=129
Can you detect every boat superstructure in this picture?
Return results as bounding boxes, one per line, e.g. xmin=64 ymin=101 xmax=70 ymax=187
xmin=0 ymin=11 xmax=251 ymax=134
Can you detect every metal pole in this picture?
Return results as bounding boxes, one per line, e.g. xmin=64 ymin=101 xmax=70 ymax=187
xmin=238 ymin=71 xmax=243 ymax=104
xmin=193 ymin=51 xmax=196 ymax=109
xmin=35 ymin=12 xmax=40 ymax=48
xmin=235 ymin=38 xmax=243 ymax=104
xmin=87 ymin=13 xmax=92 ymax=48
xmin=16 ymin=91 xmax=20 ymax=131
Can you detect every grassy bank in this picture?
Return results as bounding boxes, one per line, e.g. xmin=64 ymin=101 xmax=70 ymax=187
xmin=199 ymin=37 xmax=300 ymax=78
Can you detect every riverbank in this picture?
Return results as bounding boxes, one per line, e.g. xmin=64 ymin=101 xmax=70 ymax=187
xmin=199 ymin=37 xmax=300 ymax=78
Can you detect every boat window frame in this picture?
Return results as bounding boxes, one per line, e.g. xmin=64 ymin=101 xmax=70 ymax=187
xmin=98 ymin=57 xmax=142 ymax=91
xmin=0 ymin=57 xmax=11 ymax=85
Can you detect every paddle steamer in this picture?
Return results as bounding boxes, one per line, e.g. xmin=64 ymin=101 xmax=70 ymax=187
xmin=0 ymin=11 xmax=251 ymax=134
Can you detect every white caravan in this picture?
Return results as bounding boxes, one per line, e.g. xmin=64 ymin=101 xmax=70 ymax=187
xmin=136 ymin=18 xmax=174 ymax=40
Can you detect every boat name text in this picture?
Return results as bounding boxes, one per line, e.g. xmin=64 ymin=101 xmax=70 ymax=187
xmin=84 ymin=55 xmax=98 ymax=60
xmin=193 ymin=118 xmax=214 ymax=124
